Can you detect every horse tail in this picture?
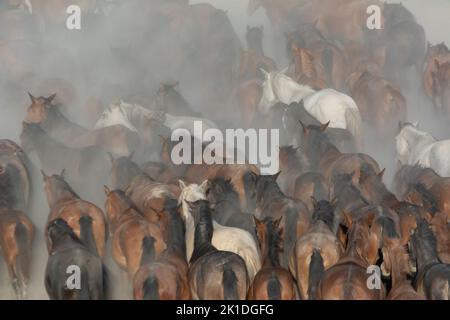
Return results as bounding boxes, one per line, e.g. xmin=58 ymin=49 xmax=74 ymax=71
xmin=308 ymin=249 xmax=324 ymax=300
xmin=321 ymin=47 xmax=334 ymax=87
xmin=267 ymin=271 xmax=282 ymax=300
xmin=79 ymin=215 xmax=98 ymax=256
xmin=222 ymin=264 xmax=239 ymax=300
xmin=143 ymin=275 xmax=160 ymax=300
xmin=14 ymin=221 xmax=30 ymax=298
xmin=140 ymin=236 xmax=156 ymax=266
xmin=345 ymin=106 xmax=363 ymax=150
xmin=283 ymin=207 xmax=299 ymax=268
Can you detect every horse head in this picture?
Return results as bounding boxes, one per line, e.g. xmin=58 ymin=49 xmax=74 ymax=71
xmin=178 ymin=180 xmax=208 ymax=221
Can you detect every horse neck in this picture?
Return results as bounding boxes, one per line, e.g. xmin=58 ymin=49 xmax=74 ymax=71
xmin=260 ymin=182 xmax=285 ymax=207
xmin=274 ymin=75 xmax=315 ymax=103
xmin=404 ymin=128 xmax=435 ymax=147
xmin=165 ymin=211 xmax=186 ymax=256
xmin=190 ymin=215 xmax=216 ymax=264
xmin=413 ymin=232 xmax=440 ymax=270
xmin=45 ymin=106 xmax=86 ymax=134
xmin=389 ymin=245 xmax=411 ymax=288
xmin=48 ymin=185 xmax=79 ymax=208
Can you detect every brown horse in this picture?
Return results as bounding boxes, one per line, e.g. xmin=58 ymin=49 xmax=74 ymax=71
xmin=24 ymin=93 xmax=140 ymax=157
xmin=105 ymin=189 xmax=166 ymax=279
xmin=250 ymin=171 xmax=310 ymax=268
xmin=42 ymin=170 xmax=107 ymax=258
xmin=410 ymin=219 xmax=450 ymax=300
xmin=277 ymin=145 xmax=306 ymax=196
xmin=109 ymin=153 xmax=142 ymax=191
xmin=292 ymin=172 xmax=328 ymax=212
xmin=0 ymin=139 xmax=34 ymax=212
xmin=248 ymin=217 xmax=296 ymax=300
xmin=347 ymin=70 xmax=407 ymax=138
xmin=288 ymin=44 xmax=327 ymax=90
xmin=290 ymin=198 xmax=343 ymax=299
xmin=133 ymin=199 xmax=190 ymax=300
xmin=0 ymin=208 xmax=34 ymax=299
xmin=381 ymin=237 xmax=425 ymax=300
xmin=423 ymin=43 xmax=450 ymax=108
xmin=433 ymin=61 xmax=450 ymax=118
xmin=317 ymin=212 xmax=386 ymax=300
xmin=300 ymin=122 xmax=380 ymax=184
xmin=187 ymin=200 xmax=249 ymax=300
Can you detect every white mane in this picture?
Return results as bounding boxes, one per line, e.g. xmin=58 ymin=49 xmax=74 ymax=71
xmin=94 ymin=102 xmax=138 ymax=132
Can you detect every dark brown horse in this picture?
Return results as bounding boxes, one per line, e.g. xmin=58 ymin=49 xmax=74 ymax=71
xmin=133 ymin=199 xmax=190 ymax=300
xmin=206 ymin=177 xmax=256 ymax=240
xmin=250 ymin=171 xmax=310 ymax=268
xmin=42 ymin=170 xmax=107 ymax=258
xmin=0 ymin=139 xmax=34 ymax=212
xmin=187 ymin=200 xmax=249 ymax=300
xmin=156 ymin=82 xmax=202 ymax=117
xmin=300 ymin=122 xmax=380 ymax=184
xmin=0 ymin=208 xmax=34 ymax=299
xmin=248 ymin=217 xmax=296 ymax=300
xmin=290 ymin=198 xmax=343 ymax=299
xmin=409 ymin=219 xmax=450 ymax=300
xmin=45 ymin=219 xmax=109 ymax=300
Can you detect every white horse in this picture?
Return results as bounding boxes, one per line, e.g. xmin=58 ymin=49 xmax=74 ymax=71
xmin=259 ymin=68 xmax=363 ymax=147
xmin=178 ymin=180 xmax=261 ymax=281
xmin=94 ymin=100 xmax=218 ymax=141
xmin=396 ymin=122 xmax=450 ymax=177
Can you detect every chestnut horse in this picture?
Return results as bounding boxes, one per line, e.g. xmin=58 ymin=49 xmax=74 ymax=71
xmin=41 ymin=170 xmax=106 ymax=258
xmin=290 ymin=198 xmax=343 ymax=299
xmin=133 ymin=199 xmax=190 ymax=300
xmin=0 ymin=208 xmax=34 ymax=299
xmin=104 ymin=189 xmax=166 ymax=279
xmin=288 ymin=44 xmax=327 ymax=90
xmin=187 ymin=200 xmax=249 ymax=300
xmin=422 ymin=43 xmax=450 ymax=109
xmin=248 ymin=217 xmax=296 ymax=300
xmin=347 ymin=70 xmax=407 ymax=138
xmin=317 ymin=212 xmax=386 ymax=300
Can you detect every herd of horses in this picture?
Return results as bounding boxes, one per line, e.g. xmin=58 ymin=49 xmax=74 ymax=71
xmin=0 ymin=0 xmax=449 ymax=300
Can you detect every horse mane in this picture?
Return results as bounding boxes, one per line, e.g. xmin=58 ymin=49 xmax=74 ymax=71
xmin=375 ymin=214 xmax=399 ymax=240
xmin=272 ymin=70 xmax=315 ymax=98
xmin=279 ymin=145 xmax=300 ymax=169
xmin=413 ymin=219 xmax=439 ymax=258
xmin=312 ymin=199 xmax=335 ymax=230
xmin=434 ymin=42 xmax=450 ymax=55
xmin=51 ymin=175 xmax=80 ymax=199
xmin=263 ymin=217 xmax=283 ymax=266
xmin=209 ymin=177 xmax=239 ymax=201
xmin=112 ymin=188 xmax=135 ymax=211
xmin=412 ymin=183 xmax=440 ymax=216
xmin=293 ymin=46 xmax=316 ymax=80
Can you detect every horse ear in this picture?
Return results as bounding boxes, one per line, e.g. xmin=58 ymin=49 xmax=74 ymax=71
xmin=259 ymin=68 xmax=269 ymax=78
xmin=396 ymin=159 xmax=403 ymax=169
xmin=179 ymin=180 xmax=187 ymax=190
xmin=46 ymin=93 xmax=56 ymax=104
xmin=40 ymin=169 xmax=48 ymax=179
xmin=310 ymin=196 xmax=318 ymax=210
xmin=320 ymin=121 xmax=330 ymax=132
xmin=200 ymin=180 xmax=209 ymax=193
xmin=128 ymin=151 xmax=135 ymax=161
xmin=28 ymin=92 xmax=37 ymax=104
xmin=299 ymin=120 xmax=309 ymax=135
xmin=159 ymin=135 xmax=167 ymax=146
xmin=412 ymin=121 xmax=419 ymax=128
xmin=273 ymin=216 xmax=283 ymax=228
xmin=60 ymin=168 xmax=66 ymax=178
xmin=330 ymin=197 xmax=338 ymax=208
xmin=271 ymin=171 xmax=281 ymax=181
xmin=107 ymin=152 xmax=114 ymax=165
xmin=103 ymin=185 xmax=111 ymax=196
xmin=377 ymin=168 xmax=386 ymax=181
